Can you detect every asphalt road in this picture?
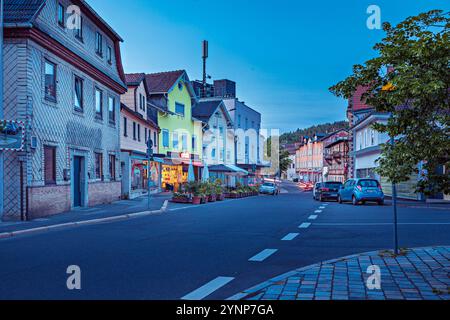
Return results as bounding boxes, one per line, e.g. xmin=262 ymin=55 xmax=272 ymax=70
xmin=0 ymin=181 xmax=449 ymax=300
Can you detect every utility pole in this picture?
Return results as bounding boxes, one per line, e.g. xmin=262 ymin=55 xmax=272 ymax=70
xmin=0 ymin=0 xmax=4 ymax=218
xmin=147 ymin=138 xmax=154 ymax=210
xmin=391 ymin=136 xmax=399 ymax=255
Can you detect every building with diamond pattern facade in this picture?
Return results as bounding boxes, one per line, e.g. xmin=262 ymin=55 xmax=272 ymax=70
xmin=1 ymin=0 xmax=127 ymax=220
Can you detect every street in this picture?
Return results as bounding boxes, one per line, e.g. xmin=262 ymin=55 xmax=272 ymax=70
xmin=0 ymin=181 xmax=448 ymax=300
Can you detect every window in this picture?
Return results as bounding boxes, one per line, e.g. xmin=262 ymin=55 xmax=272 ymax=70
xmin=44 ymin=146 xmax=56 ymax=185
xmin=108 ymin=96 xmax=115 ymax=123
xmin=251 ymin=121 xmax=255 ymax=128
xmin=74 ymin=76 xmax=83 ymax=111
xmin=182 ymin=133 xmax=187 ymax=151
xmin=153 ymin=132 xmax=157 ymax=148
xmin=123 ymin=117 xmax=128 ymax=137
xmin=226 ymin=150 xmax=231 ymax=161
xmin=133 ymin=122 xmax=136 ymax=140
xmin=107 ymin=46 xmax=112 ymax=64
xmin=109 ymin=155 xmax=116 ymax=181
xmin=44 ymin=60 xmax=56 ymax=101
xmin=137 ymin=124 xmax=141 ymax=142
xmin=175 ymin=103 xmax=185 ymax=116
xmin=192 ymin=135 xmax=197 ymax=151
xmin=211 ymin=148 xmax=216 ymax=159
xmin=145 ymin=128 xmax=148 ymax=142
xmin=173 ymin=132 xmax=179 ymax=149
xmin=238 ymin=115 xmax=241 ymax=128
xmin=94 ymin=152 xmax=103 ymax=180
xmin=57 ymin=3 xmax=65 ymax=27
xmin=95 ymin=32 xmax=103 ymax=56
xmin=370 ymin=129 xmax=375 ymax=146
xmin=162 ymin=130 xmax=169 ymax=147
xmin=74 ymin=15 xmax=83 ymax=40
xmin=220 ymin=149 xmax=224 ymax=160
xmin=245 ymin=118 xmax=248 ymax=130
xmin=95 ymin=88 xmax=103 ymax=119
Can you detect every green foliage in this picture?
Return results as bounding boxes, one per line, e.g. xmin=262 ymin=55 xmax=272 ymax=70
xmin=330 ymin=10 xmax=450 ymax=195
xmin=279 ymin=149 xmax=292 ymax=174
xmin=280 ymin=121 xmax=349 ymax=144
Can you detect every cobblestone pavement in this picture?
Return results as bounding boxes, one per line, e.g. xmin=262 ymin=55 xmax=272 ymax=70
xmin=230 ymin=247 xmax=450 ymax=300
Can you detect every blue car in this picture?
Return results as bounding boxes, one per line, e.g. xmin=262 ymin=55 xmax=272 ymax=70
xmin=338 ymin=178 xmax=384 ymax=205
xmin=259 ymin=182 xmax=279 ymax=195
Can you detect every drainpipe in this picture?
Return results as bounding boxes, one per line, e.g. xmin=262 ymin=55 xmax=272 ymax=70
xmin=0 ymin=0 xmax=4 ymax=219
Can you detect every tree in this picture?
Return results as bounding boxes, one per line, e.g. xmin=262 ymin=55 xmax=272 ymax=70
xmin=330 ymin=10 xmax=449 ymax=196
xmin=279 ymin=149 xmax=293 ymax=174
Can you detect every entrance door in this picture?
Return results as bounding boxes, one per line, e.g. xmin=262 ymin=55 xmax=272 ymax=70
xmin=73 ymin=156 xmax=83 ymax=207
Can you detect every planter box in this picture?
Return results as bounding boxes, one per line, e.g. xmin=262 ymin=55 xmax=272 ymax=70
xmin=201 ymin=197 xmax=209 ymax=204
xmin=192 ymin=196 xmax=202 ymax=205
xmin=172 ymin=197 xmax=191 ymax=204
xmin=209 ymin=195 xmax=217 ymax=202
xmin=216 ymin=194 xmax=225 ymax=201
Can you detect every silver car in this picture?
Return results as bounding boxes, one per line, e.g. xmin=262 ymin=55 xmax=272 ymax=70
xmin=259 ymin=182 xmax=279 ymax=195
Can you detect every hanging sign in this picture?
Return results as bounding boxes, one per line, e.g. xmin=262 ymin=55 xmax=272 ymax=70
xmin=0 ymin=120 xmax=25 ymax=151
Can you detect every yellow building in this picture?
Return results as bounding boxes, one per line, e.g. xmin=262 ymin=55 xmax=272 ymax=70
xmin=145 ymin=70 xmax=203 ymax=191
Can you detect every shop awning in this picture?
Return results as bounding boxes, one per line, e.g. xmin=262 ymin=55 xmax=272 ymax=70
xmin=208 ymin=164 xmax=248 ymax=176
xmin=163 ymin=159 xmax=203 ymax=167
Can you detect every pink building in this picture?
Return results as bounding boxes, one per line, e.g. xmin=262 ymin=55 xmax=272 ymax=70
xmin=120 ymin=74 xmax=161 ymax=199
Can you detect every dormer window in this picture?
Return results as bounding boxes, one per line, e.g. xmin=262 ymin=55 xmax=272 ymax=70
xmin=57 ymin=3 xmax=65 ymax=28
xmin=107 ymin=46 xmax=112 ymax=64
xmin=96 ymin=32 xmax=103 ymax=57
xmin=178 ymin=82 xmax=183 ymax=91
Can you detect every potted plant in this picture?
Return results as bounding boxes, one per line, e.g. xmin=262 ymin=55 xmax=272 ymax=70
xmin=171 ymin=192 xmax=190 ymax=203
xmin=199 ymin=183 xmax=209 ymax=203
xmin=215 ymin=180 xmax=224 ymax=201
xmin=189 ymin=182 xmax=202 ymax=205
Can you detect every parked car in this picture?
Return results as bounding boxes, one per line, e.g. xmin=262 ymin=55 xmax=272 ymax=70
xmin=313 ymin=182 xmax=322 ymax=200
xmin=315 ymin=181 xmax=343 ymax=201
xmin=259 ymin=182 xmax=279 ymax=195
xmin=338 ymin=178 xmax=384 ymax=205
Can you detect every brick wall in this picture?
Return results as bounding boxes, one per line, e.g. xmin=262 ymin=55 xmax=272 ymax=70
xmin=88 ymin=181 xmax=121 ymax=206
xmin=27 ymin=185 xmax=71 ymax=219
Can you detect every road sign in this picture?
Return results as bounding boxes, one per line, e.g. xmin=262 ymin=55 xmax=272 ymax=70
xmin=0 ymin=120 xmax=25 ymax=151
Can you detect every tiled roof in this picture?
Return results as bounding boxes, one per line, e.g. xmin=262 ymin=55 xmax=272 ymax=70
xmin=192 ymin=100 xmax=222 ymax=121
xmin=125 ymin=73 xmax=145 ymax=86
xmin=351 ymin=85 xmax=371 ymax=112
xmin=4 ymin=0 xmax=45 ymax=24
xmin=145 ymin=70 xmax=185 ymax=94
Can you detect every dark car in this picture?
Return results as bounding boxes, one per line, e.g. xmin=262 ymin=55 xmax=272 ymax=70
xmin=315 ymin=181 xmax=343 ymax=202
xmin=313 ymin=182 xmax=322 ymax=200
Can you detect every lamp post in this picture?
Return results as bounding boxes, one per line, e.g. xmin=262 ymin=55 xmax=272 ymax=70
xmin=390 ymin=135 xmax=399 ymax=255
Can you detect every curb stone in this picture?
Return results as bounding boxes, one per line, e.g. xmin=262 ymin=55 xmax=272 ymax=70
xmin=0 ymin=206 xmax=166 ymax=240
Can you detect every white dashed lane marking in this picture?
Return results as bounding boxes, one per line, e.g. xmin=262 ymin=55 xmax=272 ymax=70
xmin=249 ymin=249 xmax=278 ymax=262
xmin=299 ymin=222 xmax=311 ymax=229
xmin=315 ymin=210 xmax=322 ymax=213
xmin=308 ymin=215 xmax=318 ymax=220
xmin=281 ymin=233 xmax=299 ymax=241
xmin=181 ymin=277 xmax=235 ymax=300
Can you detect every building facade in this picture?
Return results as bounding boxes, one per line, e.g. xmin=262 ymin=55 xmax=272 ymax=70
xmin=120 ymin=73 xmax=161 ymax=199
xmin=295 ymin=134 xmax=325 ymax=183
xmin=192 ymin=99 xmax=243 ymax=185
xmin=145 ymin=70 xmax=203 ymax=192
xmin=323 ymin=130 xmax=349 ymax=183
xmin=1 ymin=0 xmax=127 ymax=220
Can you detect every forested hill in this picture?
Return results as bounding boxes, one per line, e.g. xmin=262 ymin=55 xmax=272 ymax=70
xmin=280 ymin=121 xmax=349 ymax=144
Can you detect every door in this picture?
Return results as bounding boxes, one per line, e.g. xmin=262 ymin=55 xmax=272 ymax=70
xmin=73 ymin=156 xmax=83 ymax=207
xmin=341 ymin=180 xmax=353 ymax=200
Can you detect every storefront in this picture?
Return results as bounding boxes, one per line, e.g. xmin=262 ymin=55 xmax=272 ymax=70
xmin=161 ymin=152 xmax=202 ymax=192
xmin=120 ymin=151 xmax=163 ymax=199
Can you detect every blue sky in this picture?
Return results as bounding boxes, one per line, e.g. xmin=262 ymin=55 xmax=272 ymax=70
xmin=90 ymin=0 xmax=448 ymax=133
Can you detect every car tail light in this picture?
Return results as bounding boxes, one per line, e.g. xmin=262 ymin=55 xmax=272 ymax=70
xmin=356 ymin=185 xmax=362 ymax=192
xmin=378 ymin=185 xmax=383 ymax=191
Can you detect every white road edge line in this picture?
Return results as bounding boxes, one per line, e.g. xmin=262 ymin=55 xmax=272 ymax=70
xmin=249 ymin=249 xmax=278 ymax=262
xmin=299 ymin=222 xmax=311 ymax=229
xmin=308 ymin=215 xmax=318 ymax=220
xmin=281 ymin=233 xmax=299 ymax=241
xmin=181 ymin=276 xmax=235 ymax=300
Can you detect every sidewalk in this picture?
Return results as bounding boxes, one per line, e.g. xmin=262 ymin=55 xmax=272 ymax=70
xmin=229 ymin=246 xmax=450 ymax=300
xmin=0 ymin=192 xmax=172 ymax=236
